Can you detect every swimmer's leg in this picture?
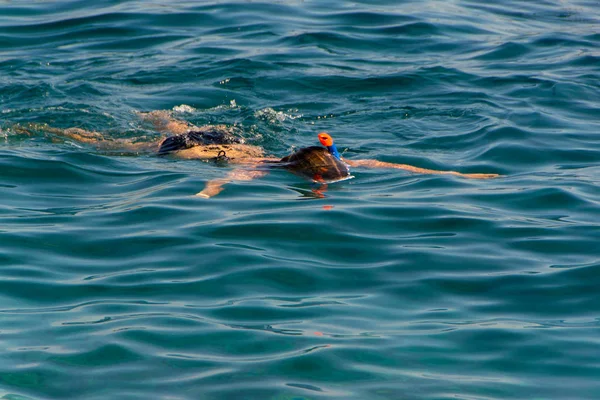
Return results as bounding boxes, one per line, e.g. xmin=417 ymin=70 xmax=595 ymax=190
xmin=14 ymin=122 xmax=161 ymax=153
xmin=345 ymin=159 xmax=500 ymax=179
xmin=14 ymin=123 xmax=104 ymax=144
xmin=196 ymin=168 xmax=268 ymax=198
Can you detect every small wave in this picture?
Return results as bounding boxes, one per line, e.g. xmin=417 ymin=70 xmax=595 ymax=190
xmin=254 ymin=107 xmax=303 ymax=123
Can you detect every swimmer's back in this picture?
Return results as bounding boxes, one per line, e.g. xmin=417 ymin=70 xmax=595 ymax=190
xmin=157 ymin=125 xmax=245 ymax=156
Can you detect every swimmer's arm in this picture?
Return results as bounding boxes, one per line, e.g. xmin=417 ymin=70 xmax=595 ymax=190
xmin=196 ymin=169 xmax=268 ymax=198
xmin=344 ymin=159 xmax=499 ymax=179
xmin=196 ymin=160 xmax=277 ymax=198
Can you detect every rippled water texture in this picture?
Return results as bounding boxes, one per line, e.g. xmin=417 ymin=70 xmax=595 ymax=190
xmin=1 ymin=1 xmax=599 ymax=399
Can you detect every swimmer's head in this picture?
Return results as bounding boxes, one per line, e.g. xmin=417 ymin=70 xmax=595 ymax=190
xmin=318 ymin=132 xmax=341 ymax=160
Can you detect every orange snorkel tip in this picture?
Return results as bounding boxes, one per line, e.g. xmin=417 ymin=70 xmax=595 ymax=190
xmin=318 ymin=132 xmax=341 ymax=160
xmin=318 ymin=132 xmax=334 ymax=147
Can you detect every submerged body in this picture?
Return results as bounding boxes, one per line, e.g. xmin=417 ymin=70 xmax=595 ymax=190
xmin=157 ymin=128 xmax=352 ymax=183
xmin=14 ymin=110 xmax=499 ymax=198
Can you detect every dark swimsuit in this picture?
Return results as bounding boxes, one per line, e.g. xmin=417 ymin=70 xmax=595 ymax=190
xmin=157 ymin=128 xmax=244 ymax=156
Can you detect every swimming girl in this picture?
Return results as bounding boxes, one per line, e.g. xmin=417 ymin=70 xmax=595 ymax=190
xmin=15 ymin=110 xmax=499 ymax=198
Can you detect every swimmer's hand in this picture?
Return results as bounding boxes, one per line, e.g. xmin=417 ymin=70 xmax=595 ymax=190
xmin=196 ymin=181 xmax=225 ymax=198
xmin=195 ymin=170 xmax=266 ymax=198
xmin=459 ymin=172 xmax=500 ymax=179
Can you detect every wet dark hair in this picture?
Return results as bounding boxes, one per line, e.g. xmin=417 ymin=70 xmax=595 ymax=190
xmin=279 ymin=146 xmax=350 ymax=182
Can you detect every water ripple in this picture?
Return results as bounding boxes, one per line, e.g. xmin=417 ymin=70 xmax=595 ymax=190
xmin=1 ymin=1 xmax=599 ymax=399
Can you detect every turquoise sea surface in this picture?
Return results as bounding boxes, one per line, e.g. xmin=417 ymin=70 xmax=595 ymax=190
xmin=1 ymin=1 xmax=599 ymax=399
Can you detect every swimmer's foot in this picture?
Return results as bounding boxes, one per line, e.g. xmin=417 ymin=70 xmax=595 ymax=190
xmin=137 ymin=110 xmax=193 ymax=135
xmin=12 ymin=123 xmax=34 ymax=136
xmin=136 ymin=110 xmax=172 ymax=123
xmin=12 ymin=122 xmax=54 ymax=137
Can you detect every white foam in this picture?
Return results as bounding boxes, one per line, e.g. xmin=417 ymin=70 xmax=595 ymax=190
xmin=254 ymin=107 xmax=303 ymax=123
xmin=172 ymin=104 xmax=196 ymax=113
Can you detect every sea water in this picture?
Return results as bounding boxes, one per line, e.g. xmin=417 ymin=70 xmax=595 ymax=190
xmin=1 ymin=1 xmax=599 ymax=399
